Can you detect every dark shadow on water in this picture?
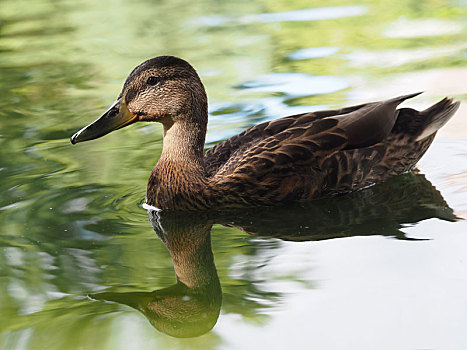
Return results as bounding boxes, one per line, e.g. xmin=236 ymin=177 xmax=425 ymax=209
xmin=91 ymin=172 xmax=458 ymax=338
xmin=218 ymin=172 xmax=458 ymax=241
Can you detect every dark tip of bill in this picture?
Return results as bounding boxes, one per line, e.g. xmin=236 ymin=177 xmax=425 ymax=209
xmin=70 ymin=133 xmax=77 ymax=145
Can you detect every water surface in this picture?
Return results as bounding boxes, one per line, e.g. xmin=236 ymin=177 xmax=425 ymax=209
xmin=1 ymin=0 xmax=466 ymax=349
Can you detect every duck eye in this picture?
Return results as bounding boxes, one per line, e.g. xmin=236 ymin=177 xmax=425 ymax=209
xmin=147 ymin=76 xmax=159 ymax=86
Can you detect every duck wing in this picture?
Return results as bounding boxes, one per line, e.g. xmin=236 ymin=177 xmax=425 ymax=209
xmin=206 ymin=93 xmax=423 ymax=205
xmin=210 ymin=93 xmax=422 ymax=178
xmin=318 ymin=96 xmax=460 ymax=195
xmin=204 ymin=99 xmax=390 ymax=176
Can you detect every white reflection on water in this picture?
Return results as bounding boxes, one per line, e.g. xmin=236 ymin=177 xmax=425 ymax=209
xmin=238 ymin=73 xmax=348 ymax=97
xmin=344 ymin=44 xmax=467 ymax=68
xmin=287 ymin=47 xmax=340 ymax=60
xmin=383 ymin=17 xmax=465 ymax=38
xmin=196 ymin=5 xmax=367 ymax=26
xmin=218 ymin=228 xmax=467 ymax=349
xmin=240 ymin=6 xmax=367 ymax=23
xmin=347 ymin=68 xmax=467 ymax=107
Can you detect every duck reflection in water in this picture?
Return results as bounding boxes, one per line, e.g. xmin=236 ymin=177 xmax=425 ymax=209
xmin=91 ymin=172 xmax=457 ymax=338
xmin=92 ymin=214 xmax=221 ymax=338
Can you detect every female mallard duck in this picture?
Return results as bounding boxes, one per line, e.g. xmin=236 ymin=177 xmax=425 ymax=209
xmin=71 ymin=56 xmax=460 ymax=211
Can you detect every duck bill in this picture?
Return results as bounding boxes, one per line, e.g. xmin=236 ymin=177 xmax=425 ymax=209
xmin=70 ymin=97 xmax=137 ymax=144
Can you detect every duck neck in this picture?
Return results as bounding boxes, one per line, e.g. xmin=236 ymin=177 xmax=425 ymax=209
xmin=168 ymin=224 xmax=218 ymax=289
xmin=159 ymin=114 xmax=207 ymax=174
xmin=150 ymin=212 xmax=219 ymax=290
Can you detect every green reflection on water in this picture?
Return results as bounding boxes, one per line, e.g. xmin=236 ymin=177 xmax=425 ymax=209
xmin=0 ymin=0 xmax=466 ymax=348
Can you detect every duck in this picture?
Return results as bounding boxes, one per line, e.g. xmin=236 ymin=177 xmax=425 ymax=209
xmin=71 ymin=56 xmax=460 ymax=211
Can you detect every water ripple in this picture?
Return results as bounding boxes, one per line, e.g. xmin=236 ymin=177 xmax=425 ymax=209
xmin=240 ymin=6 xmax=367 ymax=23
xmin=287 ymin=47 xmax=339 ymax=61
xmin=383 ymin=18 xmax=465 ymax=38
xmin=344 ymin=44 xmax=467 ymax=68
xmin=196 ymin=5 xmax=367 ymax=26
xmin=237 ymin=72 xmax=348 ymax=97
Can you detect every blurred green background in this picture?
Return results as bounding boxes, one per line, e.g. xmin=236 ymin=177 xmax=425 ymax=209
xmin=0 ymin=0 xmax=466 ymax=349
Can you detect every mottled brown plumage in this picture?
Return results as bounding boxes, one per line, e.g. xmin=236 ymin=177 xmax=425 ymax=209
xmin=71 ymin=56 xmax=460 ymax=211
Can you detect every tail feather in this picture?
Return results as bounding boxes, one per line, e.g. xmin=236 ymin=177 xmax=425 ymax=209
xmin=387 ymin=91 xmax=424 ymax=105
xmin=416 ymin=98 xmax=460 ymax=141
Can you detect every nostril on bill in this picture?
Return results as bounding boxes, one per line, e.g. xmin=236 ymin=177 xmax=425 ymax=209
xmin=107 ymin=107 xmax=119 ymax=117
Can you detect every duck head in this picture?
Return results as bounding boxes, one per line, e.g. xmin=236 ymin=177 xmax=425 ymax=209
xmin=70 ymin=56 xmax=207 ymax=144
